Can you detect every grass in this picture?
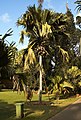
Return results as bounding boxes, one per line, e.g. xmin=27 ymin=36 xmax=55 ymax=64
xmin=0 ymin=90 xmax=80 ymax=120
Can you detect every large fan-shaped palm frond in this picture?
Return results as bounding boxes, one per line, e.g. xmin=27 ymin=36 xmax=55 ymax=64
xmin=75 ymin=0 xmax=81 ymax=12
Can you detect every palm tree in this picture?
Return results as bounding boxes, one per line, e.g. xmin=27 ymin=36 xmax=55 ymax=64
xmin=17 ymin=5 xmax=69 ymax=102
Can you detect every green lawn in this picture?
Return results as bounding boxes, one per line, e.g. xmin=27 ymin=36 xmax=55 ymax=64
xmin=0 ymin=90 xmax=79 ymax=120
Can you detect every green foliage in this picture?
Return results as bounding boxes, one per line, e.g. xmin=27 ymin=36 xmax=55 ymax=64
xmin=0 ymin=29 xmax=16 ymax=78
xmin=50 ymin=65 xmax=81 ymax=96
xmin=14 ymin=49 xmax=24 ymax=74
xmin=51 ymin=75 xmax=73 ymax=96
xmin=67 ymin=66 xmax=81 ymax=94
xmin=67 ymin=66 xmax=81 ymax=78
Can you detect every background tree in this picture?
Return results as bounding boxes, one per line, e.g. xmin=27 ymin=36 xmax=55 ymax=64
xmin=0 ymin=29 xmax=16 ymax=88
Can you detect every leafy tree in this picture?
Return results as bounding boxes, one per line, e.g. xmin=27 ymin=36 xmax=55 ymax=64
xmin=0 ymin=29 xmax=17 ymax=89
xmin=47 ymin=7 xmax=81 ymax=97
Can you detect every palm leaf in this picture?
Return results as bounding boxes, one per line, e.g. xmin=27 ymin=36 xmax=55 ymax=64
xmin=74 ymin=1 xmax=81 ymax=12
xmin=57 ymin=46 xmax=69 ymax=62
xmin=2 ymin=28 xmax=13 ymax=40
xmin=62 ymin=81 xmax=74 ymax=89
xmin=24 ymin=47 xmax=36 ymax=70
xmin=74 ymin=0 xmax=81 ymax=4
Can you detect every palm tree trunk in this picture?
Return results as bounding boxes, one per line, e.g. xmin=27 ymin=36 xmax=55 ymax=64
xmin=39 ymin=55 xmax=42 ymax=103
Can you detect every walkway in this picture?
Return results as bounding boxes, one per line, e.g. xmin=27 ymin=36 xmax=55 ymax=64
xmin=48 ymin=98 xmax=81 ymax=120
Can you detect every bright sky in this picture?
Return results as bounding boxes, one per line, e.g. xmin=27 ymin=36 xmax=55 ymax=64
xmin=0 ymin=0 xmax=77 ymax=50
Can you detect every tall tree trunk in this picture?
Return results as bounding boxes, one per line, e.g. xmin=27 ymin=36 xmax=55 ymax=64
xmin=39 ymin=55 xmax=42 ymax=103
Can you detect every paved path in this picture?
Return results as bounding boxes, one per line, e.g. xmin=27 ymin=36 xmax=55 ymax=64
xmin=48 ymin=98 xmax=81 ymax=120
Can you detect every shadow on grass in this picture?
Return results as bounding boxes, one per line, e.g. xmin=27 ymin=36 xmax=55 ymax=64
xmin=0 ymin=100 xmax=15 ymax=120
xmin=0 ymin=94 xmax=79 ymax=120
xmin=23 ymin=99 xmax=81 ymax=120
xmin=22 ymin=100 xmax=67 ymax=120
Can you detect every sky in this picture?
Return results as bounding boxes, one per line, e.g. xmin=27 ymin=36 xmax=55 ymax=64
xmin=0 ymin=0 xmax=77 ymax=50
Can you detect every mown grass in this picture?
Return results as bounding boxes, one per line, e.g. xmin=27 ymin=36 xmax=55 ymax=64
xmin=0 ymin=90 xmax=80 ymax=120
